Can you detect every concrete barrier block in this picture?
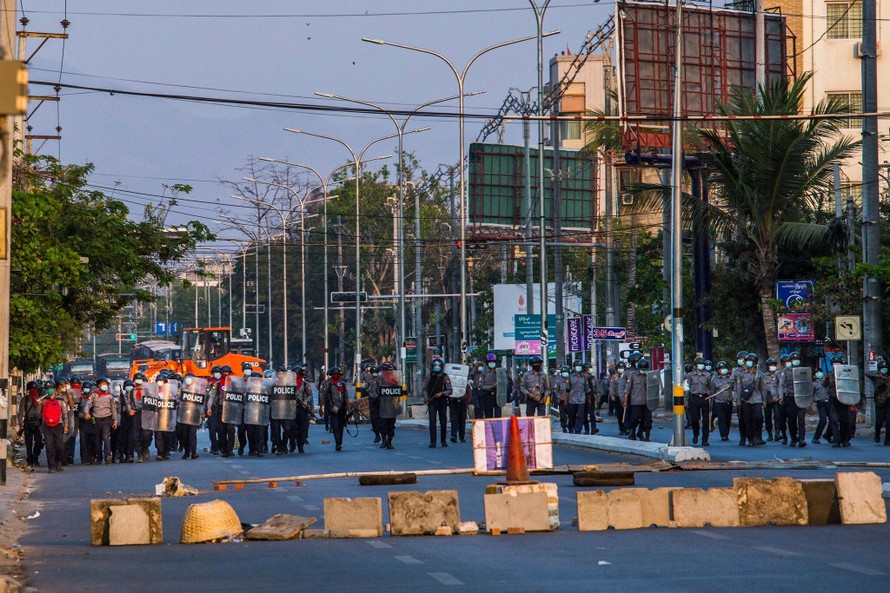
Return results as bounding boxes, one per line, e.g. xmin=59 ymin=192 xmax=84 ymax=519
xmin=388 ymin=490 xmax=460 ymax=536
xmin=497 ymin=482 xmax=559 ymax=530
xmin=91 ymin=497 xmax=163 ymax=546
xmin=799 ymin=480 xmax=841 ymax=526
xmin=326 ymin=529 xmax=381 ymax=539
xmin=576 ymin=491 xmax=609 ymax=532
xmin=484 ymin=492 xmax=552 ymax=532
xmin=671 ymin=488 xmax=739 ymax=528
xmin=323 ymin=497 xmax=383 ymax=536
xmin=108 ymin=505 xmax=151 ymax=546
xmin=734 ymin=478 xmax=808 ymax=526
xmin=90 ymin=499 xmax=118 ymax=546
xmin=605 ymin=489 xmax=645 ymax=530
xmin=639 ymin=488 xmax=674 ymax=528
xmin=126 ymin=498 xmax=163 ymax=544
xmin=245 ymin=514 xmax=317 ymax=541
xmin=835 ymin=472 xmax=888 ymax=525
xmin=457 ymin=521 xmax=479 ymax=535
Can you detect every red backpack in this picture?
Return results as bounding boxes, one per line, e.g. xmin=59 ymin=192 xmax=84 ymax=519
xmin=42 ymin=398 xmax=62 ymax=427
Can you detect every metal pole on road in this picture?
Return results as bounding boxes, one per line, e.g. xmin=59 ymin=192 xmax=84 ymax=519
xmin=364 ymin=30 xmax=557 ymax=362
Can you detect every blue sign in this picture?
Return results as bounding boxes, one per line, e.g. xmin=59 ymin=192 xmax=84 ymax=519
xmin=155 ymin=322 xmax=181 ymax=336
xmin=776 ymin=280 xmax=815 ymax=311
xmin=589 ymin=325 xmax=627 ymax=341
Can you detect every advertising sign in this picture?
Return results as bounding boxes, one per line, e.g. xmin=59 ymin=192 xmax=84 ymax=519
xmin=566 ymin=317 xmax=583 ymax=353
xmin=472 ymin=417 xmax=553 ymax=473
xmin=777 ymin=312 xmax=814 ymax=341
xmin=776 ymin=280 xmax=815 ymax=311
xmin=513 ymin=314 xmax=556 ymax=356
xmin=494 ymin=283 xmax=581 ymax=351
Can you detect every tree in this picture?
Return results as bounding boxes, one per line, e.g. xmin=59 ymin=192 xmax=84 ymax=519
xmin=11 ymin=155 xmax=214 ymax=372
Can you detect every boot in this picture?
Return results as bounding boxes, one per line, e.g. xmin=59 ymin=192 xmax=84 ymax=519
xmin=380 ymin=437 xmax=388 ymax=449
xmin=767 ymin=431 xmax=774 ymax=441
xmin=373 ymin=432 xmax=381 ymax=444
xmin=386 ymin=436 xmax=394 ymax=450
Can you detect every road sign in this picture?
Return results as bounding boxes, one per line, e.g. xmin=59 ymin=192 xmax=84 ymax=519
xmin=835 ymin=315 xmax=862 ymax=341
xmin=405 ymin=337 xmax=418 ymax=364
xmin=330 ymin=291 xmax=368 ymax=303
xmin=115 ymin=333 xmax=137 ymax=341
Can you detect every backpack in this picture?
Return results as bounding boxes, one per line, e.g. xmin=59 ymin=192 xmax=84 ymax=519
xmin=42 ymin=398 xmax=62 ymax=427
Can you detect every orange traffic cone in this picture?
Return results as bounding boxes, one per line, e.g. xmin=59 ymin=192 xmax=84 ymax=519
xmin=503 ymin=415 xmax=535 ymax=485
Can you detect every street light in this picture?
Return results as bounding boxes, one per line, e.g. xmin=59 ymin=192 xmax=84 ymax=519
xmin=314 ymin=91 xmax=483 ymax=374
xmin=363 ymin=30 xmax=558 ymax=362
xmin=258 ymin=155 xmax=390 ymax=371
xmin=284 ymin=128 xmax=428 ymax=377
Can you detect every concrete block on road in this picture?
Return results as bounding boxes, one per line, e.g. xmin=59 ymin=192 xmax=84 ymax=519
xmin=799 ymin=479 xmax=841 ymax=526
xmin=604 ymin=489 xmax=645 ymax=530
xmin=577 ymin=488 xmax=674 ymax=531
xmin=576 ymin=491 xmax=609 ymax=532
xmin=484 ymin=492 xmax=552 ymax=533
xmin=491 ymin=482 xmax=560 ymax=530
xmin=835 ymin=472 xmax=887 ymax=525
xmin=324 ymin=497 xmax=383 ymax=536
xmin=91 ymin=497 xmax=162 ymax=546
xmin=388 ymin=490 xmax=461 ymax=536
xmin=639 ymin=488 xmax=674 ymax=528
xmin=108 ymin=505 xmax=151 ymax=546
xmin=734 ymin=478 xmax=808 ymax=526
xmin=457 ymin=521 xmax=479 ymax=535
xmin=671 ymin=488 xmax=739 ymax=528
xmin=552 ymin=433 xmax=710 ymax=462
xmin=245 ymin=514 xmax=317 ymax=541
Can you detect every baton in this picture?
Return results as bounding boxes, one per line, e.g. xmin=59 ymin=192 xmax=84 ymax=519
xmin=705 ymin=386 xmax=731 ymax=400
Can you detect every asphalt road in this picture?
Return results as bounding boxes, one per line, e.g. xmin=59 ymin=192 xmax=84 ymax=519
xmin=11 ymin=420 xmax=890 ymax=593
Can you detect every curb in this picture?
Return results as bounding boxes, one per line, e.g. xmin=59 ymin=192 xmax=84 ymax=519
xmin=396 ymin=419 xmax=710 ymax=462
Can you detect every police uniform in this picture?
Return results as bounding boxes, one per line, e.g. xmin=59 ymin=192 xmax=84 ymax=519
xmin=734 ymin=368 xmax=765 ymax=446
xmin=423 ymin=371 xmax=453 ymax=447
xmin=362 ymin=368 xmax=381 ymax=443
xmin=294 ymin=375 xmax=314 ymax=453
xmin=866 ymin=368 xmax=890 ymax=445
xmin=709 ymin=372 xmax=735 ymax=441
xmin=320 ymin=376 xmax=349 ymax=451
xmin=777 ymin=366 xmax=798 ymax=444
xmin=762 ymin=370 xmax=781 ymax=441
xmin=812 ymin=374 xmax=831 ymax=443
xmin=623 ymin=368 xmax=651 ymax=441
xmin=566 ymin=372 xmax=590 ymax=434
xmin=685 ymin=370 xmax=711 ymax=445
xmin=475 ymin=367 xmax=499 ymax=419
xmin=520 ymin=370 xmax=551 ymax=417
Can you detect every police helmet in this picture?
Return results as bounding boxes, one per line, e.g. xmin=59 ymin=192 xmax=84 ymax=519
xmin=736 ymin=350 xmax=748 ymax=359
xmin=379 ymin=362 xmax=395 ymax=372
xmin=211 ymin=365 xmax=222 ymax=374
xmin=97 ymin=377 xmax=110 ymax=386
xmin=780 ymin=354 xmax=790 ymax=363
xmin=616 ymin=361 xmax=627 ymax=369
xmin=242 ymin=361 xmax=254 ymax=369
xmin=69 ymin=376 xmax=81 ymax=385
xmin=715 ymin=361 xmax=728 ymax=370
xmin=292 ymin=365 xmax=305 ymax=375
xmin=745 ymin=352 xmax=759 ymax=363
xmin=55 ymin=379 xmax=66 ymax=388
xmin=530 ymin=355 xmax=544 ymax=364
xmin=431 ymin=357 xmax=445 ymax=368
xmin=684 ymin=363 xmax=693 ymax=373
xmin=485 ymin=353 xmax=497 ymax=362
xmin=628 ymin=351 xmax=643 ymax=362
xmin=766 ymin=358 xmax=777 ymax=366
xmin=637 ymin=358 xmax=650 ymax=370
xmin=559 ymin=365 xmax=570 ymax=373
xmin=834 ymin=357 xmax=847 ymax=365
xmin=583 ymin=362 xmax=593 ymax=369
xmin=251 ymin=371 xmax=263 ymax=378
xmin=878 ymin=359 xmax=889 ymax=370
xmin=704 ymin=359 xmax=712 ymax=367
xmin=790 ymin=351 xmax=801 ymax=360
xmin=133 ymin=372 xmax=147 ymax=381
xmin=81 ymin=380 xmax=95 ymax=389
xmin=220 ymin=365 xmax=233 ymax=374
xmin=25 ymin=380 xmax=37 ymax=390
xmin=694 ymin=356 xmax=705 ymax=365
xmin=276 ymin=365 xmax=288 ymax=373
xmin=328 ymin=366 xmax=342 ymax=376
xmin=123 ymin=379 xmax=135 ymax=388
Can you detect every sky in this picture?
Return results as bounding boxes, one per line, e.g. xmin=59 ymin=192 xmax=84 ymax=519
xmin=21 ymin=0 xmax=614 ymax=242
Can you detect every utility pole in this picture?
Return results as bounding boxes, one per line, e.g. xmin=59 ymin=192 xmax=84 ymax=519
xmin=519 ymin=88 xmax=535 ymax=314
xmin=861 ymin=0 xmax=882 ymax=406
xmin=412 ymin=181 xmax=424 ymax=394
xmin=754 ymin=0 xmax=766 ymax=92
xmin=334 ymin=216 xmax=346 ymax=370
xmin=552 ymin=118 xmax=565 ymax=366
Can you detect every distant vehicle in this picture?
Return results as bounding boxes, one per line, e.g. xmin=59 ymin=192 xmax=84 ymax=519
xmin=96 ymin=353 xmax=132 ymax=379
xmin=129 ymin=327 xmax=264 ymax=380
xmin=61 ymin=358 xmax=96 ymax=381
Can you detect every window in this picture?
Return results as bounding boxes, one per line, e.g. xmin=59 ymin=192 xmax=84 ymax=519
xmin=827 ymin=91 xmax=862 ymax=128
xmin=560 ymin=120 xmax=582 ymax=141
xmin=826 ymin=2 xmax=862 ymax=40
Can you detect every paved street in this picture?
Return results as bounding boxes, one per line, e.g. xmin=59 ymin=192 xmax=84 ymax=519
xmin=5 ymin=418 xmax=889 ymax=593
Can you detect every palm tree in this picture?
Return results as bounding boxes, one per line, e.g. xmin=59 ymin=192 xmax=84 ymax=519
xmin=693 ymin=73 xmax=860 ymax=358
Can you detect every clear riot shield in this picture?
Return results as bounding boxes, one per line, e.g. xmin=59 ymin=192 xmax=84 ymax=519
xmin=140 ymin=383 xmax=159 ymax=431
xmin=270 ymin=371 xmax=297 ymax=421
xmin=792 ymin=367 xmax=815 ymax=409
xmin=110 ymin=379 xmax=125 ymax=397
xmin=243 ymin=376 xmax=271 ymax=426
xmin=178 ymin=377 xmax=209 ymax=427
xmin=646 ymin=370 xmax=662 ymax=411
xmin=221 ymin=376 xmax=245 ymax=425
xmin=378 ymin=368 xmax=403 ymax=419
xmin=445 ymin=364 xmax=470 ymax=399
xmin=834 ymin=364 xmax=861 ymax=405
xmin=156 ymin=380 xmax=179 ymax=432
xmin=496 ymin=367 xmax=508 ymax=407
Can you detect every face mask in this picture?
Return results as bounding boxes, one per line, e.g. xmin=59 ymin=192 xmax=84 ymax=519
xmin=792 ymin=360 xmax=801 ymax=367
xmin=815 ymin=372 xmax=825 ymax=379
xmin=696 ymin=364 xmax=705 ymax=371
xmin=371 ymin=372 xmax=378 ymax=377
xmin=880 ymin=368 xmax=888 ymax=375
xmin=213 ymin=373 xmax=221 ymax=380
xmin=745 ymin=361 xmax=754 ymax=369
xmin=561 ymin=372 xmax=570 ymax=378
xmin=574 ymin=366 xmax=583 ymax=373
xmin=488 ymin=362 xmax=496 ymax=369
xmin=785 ymin=362 xmax=792 ymax=368
xmin=737 ymin=359 xmax=744 ymax=367
xmin=135 ymin=379 xmax=143 ymax=385
xmin=99 ymin=384 xmax=108 ymax=391
xmin=46 ymin=389 xmax=55 ymax=395
xmin=617 ymin=368 xmax=625 ymax=374
xmin=719 ymin=369 xmax=729 ymax=376
xmin=532 ymin=364 xmax=541 ymax=371
xmin=432 ymin=366 xmax=442 ymax=373
xmin=476 ymin=366 xmax=483 ymax=371
xmin=769 ymin=366 xmax=777 ymax=372
xmin=184 ymin=377 xmax=193 ymax=386
xmin=705 ymin=365 xmax=712 ymax=371
xmin=125 ymin=386 xmax=134 ymax=392
xmin=83 ymin=388 xmax=91 ymax=394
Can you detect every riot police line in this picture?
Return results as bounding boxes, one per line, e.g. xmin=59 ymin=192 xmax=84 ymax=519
xmin=15 ymin=360 xmax=403 ymax=473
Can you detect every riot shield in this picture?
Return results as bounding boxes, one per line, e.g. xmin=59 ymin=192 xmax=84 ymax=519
xmin=140 ymin=383 xmax=159 ymax=431
xmin=156 ymin=380 xmax=179 ymax=432
xmin=221 ymin=376 xmax=245 ymax=425
xmin=378 ymin=368 xmax=403 ymax=419
xmin=270 ymin=371 xmax=297 ymax=421
xmin=792 ymin=367 xmax=815 ymax=409
xmin=646 ymin=370 xmax=662 ymax=411
xmin=445 ymin=364 xmax=469 ymax=399
xmin=496 ymin=367 xmax=508 ymax=407
xmin=110 ymin=379 xmax=125 ymax=397
xmin=243 ymin=376 xmax=271 ymax=426
xmin=178 ymin=377 xmax=209 ymax=427
xmin=834 ymin=364 xmax=861 ymax=405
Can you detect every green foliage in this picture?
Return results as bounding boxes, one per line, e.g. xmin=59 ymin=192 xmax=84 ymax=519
xmin=11 ymin=155 xmax=214 ymax=372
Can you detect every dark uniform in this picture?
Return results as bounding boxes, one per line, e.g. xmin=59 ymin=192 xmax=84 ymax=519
xmin=423 ymin=364 xmax=453 ymax=448
xmin=320 ymin=371 xmax=349 ymax=451
xmin=519 ymin=368 xmax=552 ymax=417
xmin=866 ymin=365 xmax=890 ymax=445
xmin=294 ymin=372 xmax=314 ymax=453
xmin=624 ymin=366 xmax=652 ymax=441
xmin=685 ymin=368 xmax=711 ymax=445
xmin=709 ymin=367 xmax=734 ymax=441
xmin=474 ymin=364 xmax=499 ymax=419
xmin=566 ymin=369 xmax=591 ymax=434
xmin=778 ymin=364 xmax=808 ymax=447
xmin=812 ymin=372 xmax=831 ymax=443
xmin=734 ymin=362 xmax=765 ymax=446
xmin=762 ymin=366 xmax=781 ymax=441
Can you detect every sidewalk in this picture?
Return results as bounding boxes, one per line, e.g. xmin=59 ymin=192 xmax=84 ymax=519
xmin=0 ymin=444 xmax=35 ymax=591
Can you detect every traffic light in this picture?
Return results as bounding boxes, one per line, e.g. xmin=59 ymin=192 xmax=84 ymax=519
xmin=115 ymin=333 xmax=137 ymax=341
xmin=0 ymin=61 xmax=28 ymax=115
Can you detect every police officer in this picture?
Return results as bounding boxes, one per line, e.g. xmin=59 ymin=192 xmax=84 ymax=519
xmin=826 ymin=358 xmax=852 ymax=447
xmin=18 ymin=380 xmax=44 ymax=467
xmin=611 ymin=362 xmax=629 ymax=435
xmin=710 ymin=362 xmax=734 ymax=441
xmin=127 ymin=373 xmax=150 ymax=463
xmin=476 ymin=353 xmax=500 ymax=419
xmin=762 ymin=358 xmax=781 ymax=442
xmin=293 ymin=365 xmax=314 ymax=453
xmin=866 ymin=359 xmax=890 ymax=445
xmin=237 ymin=362 xmax=253 ymax=455
xmin=448 ymin=364 xmax=470 ymax=443
xmin=686 ymin=357 xmax=711 ymax=446
xmin=361 ymin=363 xmax=382 ymax=444
xmin=811 ymin=367 xmax=831 ymax=444
xmin=582 ymin=362 xmax=599 ymax=433
xmin=555 ymin=365 xmax=571 ymax=432
xmin=216 ymin=365 xmax=239 ymax=458
xmin=731 ymin=350 xmax=749 ymax=445
xmin=624 ymin=358 xmax=652 ymax=441
xmin=423 ymin=357 xmax=452 ymax=448
xmin=376 ymin=362 xmax=400 ymax=450
xmin=734 ymin=353 xmax=766 ymax=447
xmin=520 ymin=355 xmax=551 ymax=417
xmin=319 ymin=367 xmax=349 ymax=451
xmin=566 ymin=361 xmax=591 ymax=434
xmin=84 ymin=377 xmax=119 ymax=465
xmin=206 ymin=365 xmax=223 ymax=455
xmin=178 ymin=372 xmax=202 ymax=460
xmin=778 ymin=351 xmax=804 ymax=446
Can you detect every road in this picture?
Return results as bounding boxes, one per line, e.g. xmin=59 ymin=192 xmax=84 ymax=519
xmin=6 ymin=418 xmax=890 ymax=593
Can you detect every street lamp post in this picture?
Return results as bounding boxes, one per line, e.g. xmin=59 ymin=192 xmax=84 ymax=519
xmin=285 ymin=129 xmax=426 ymax=378
xmin=364 ymin=30 xmax=557 ymax=362
xmin=258 ymin=156 xmax=390 ymax=371
xmin=313 ymin=92 xmax=482 ymax=373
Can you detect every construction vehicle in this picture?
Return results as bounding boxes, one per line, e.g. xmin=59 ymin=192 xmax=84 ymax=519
xmin=130 ymin=327 xmax=264 ymax=379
